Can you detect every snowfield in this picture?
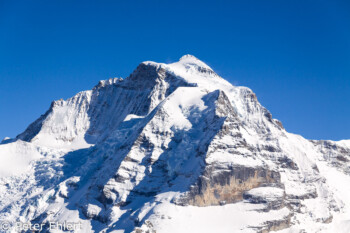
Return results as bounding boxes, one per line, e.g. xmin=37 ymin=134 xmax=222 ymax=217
xmin=1 ymin=55 xmax=350 ymax=233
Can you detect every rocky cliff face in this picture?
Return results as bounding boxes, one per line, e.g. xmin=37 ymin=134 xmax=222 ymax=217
xmin=0 ymin=55 xmax=350 ymax=233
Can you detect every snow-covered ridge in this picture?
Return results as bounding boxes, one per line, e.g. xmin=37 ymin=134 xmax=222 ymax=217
xmin=0 ymin=55 xmax=349 ymax=233
xmin=15 ymin=55 xmax=236 ymax=150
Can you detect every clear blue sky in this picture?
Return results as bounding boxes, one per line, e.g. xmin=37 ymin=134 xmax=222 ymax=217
xmin=0 ymin=0 xmax=349 ymax=141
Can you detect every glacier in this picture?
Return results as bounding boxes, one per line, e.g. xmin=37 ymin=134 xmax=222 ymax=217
xmin=0 ymin=55 xmax=350 ymax=233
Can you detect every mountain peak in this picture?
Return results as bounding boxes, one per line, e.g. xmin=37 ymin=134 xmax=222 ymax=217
xmin=179 ymin=54 xmax=199 ymax=61
xmin=177 ymin=54 xmax=213 ymax=71
xmin=2 ymin=55 xmax=350 ymax=233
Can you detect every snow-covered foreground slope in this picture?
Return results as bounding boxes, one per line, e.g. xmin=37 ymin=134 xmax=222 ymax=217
xmin=1 ymin=55 xmax=350 ymax=233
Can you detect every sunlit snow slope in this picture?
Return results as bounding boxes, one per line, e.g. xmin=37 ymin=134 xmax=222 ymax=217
xmin=1 ymin=55 xmax=350 ymax=233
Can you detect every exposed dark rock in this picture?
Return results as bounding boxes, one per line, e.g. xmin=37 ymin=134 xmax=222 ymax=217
xmin=278 ymin=156 xmax=299 ymax=170
xmin=176 ymin=166 xmax=281 ymax=207
xmin=243 ymin=186 xmax=286 ymax=211
xmin=259 ymin=213 xmax=292 ymax=233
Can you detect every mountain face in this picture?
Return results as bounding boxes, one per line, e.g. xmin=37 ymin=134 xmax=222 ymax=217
xmin=1 ymin=55 xmax=350 ymax=233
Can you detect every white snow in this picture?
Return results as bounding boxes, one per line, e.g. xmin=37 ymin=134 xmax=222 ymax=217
xmin=245 ymin=187 xmax=285 ymax=201
xmin=145 ymin=202 xmax=290 ymax=233
xmin=0 ymin=140 xmax=42 ymax=177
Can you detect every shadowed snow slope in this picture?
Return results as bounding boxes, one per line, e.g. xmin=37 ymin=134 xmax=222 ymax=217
xmin=1 ymin=55 xmax=350 ymax=233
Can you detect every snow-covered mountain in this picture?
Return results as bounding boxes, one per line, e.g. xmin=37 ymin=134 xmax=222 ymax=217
xmin=1 ymin=55 xmax=350 ymax=233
